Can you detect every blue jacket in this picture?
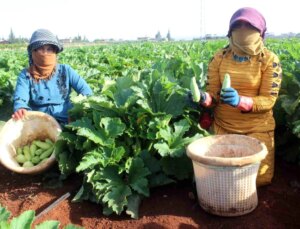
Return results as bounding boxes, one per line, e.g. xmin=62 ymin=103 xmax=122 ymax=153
xmin=13 ymin=64 xmax=93 ymax=124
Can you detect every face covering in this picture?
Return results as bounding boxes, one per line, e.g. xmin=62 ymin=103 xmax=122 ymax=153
xmin=230 ymin=29 xmax=264 ymax=56
xmin=29 ymin=51 xmax=56 ymax=81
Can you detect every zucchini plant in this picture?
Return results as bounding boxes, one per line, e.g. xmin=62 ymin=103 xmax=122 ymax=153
xmin=0 ymin=204 xmax=83 ymax=229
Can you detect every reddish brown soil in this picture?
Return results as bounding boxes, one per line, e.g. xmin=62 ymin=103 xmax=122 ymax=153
xmin=0 ymin=157 xmax=299 ymax=229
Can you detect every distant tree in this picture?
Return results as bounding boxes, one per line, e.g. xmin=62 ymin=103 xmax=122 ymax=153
xmin=73 ymin=34 xmax=82 ymax=42
xmin=155 ymin=31 xmax=162 ymax=41
xmin=82 ymin=36 xmax=89 ymax=42
xmin=8 ymin=28 xmax=16 ymax=43
xmin=72 ymin=34 xmax=89 ymax=43
xmin=15 ymin=36 xmax=29 ymax=43
xmin=166 ymin=30 xmax=172 ymax=41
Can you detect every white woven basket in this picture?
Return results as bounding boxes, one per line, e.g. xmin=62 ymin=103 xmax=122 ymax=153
xmin=186 ymin=134 xmax=267 ymax=217
xmin=0 ymin=111 xmax=61 ymax=174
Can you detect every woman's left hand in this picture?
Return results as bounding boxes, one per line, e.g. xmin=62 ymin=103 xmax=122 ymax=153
xmin=12 ymin=109 xmax=27 ymax=120
xmin=221 ymin=87 xmax=240 ymax=107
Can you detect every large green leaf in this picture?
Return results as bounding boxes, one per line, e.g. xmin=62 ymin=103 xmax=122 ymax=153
xmin=55 ymin=140 xmax=81 ymax=176
xmin=127 ymin=157 xmax=150 ymax=196
xmin=126 ymin=194 xmax=142 ymax=219
xmin=0 ymin=205 xmax=10 ymax=221
xmin=154 ymin=119 xmax=201 ymax=157
xmin=100 ymin=117 xmax=126 ymax=138
xmin=10 ymin=210 xmax=35 ymax=229
xmin=68 ymin=118 xmax=112 ymax=146
xmin=0 ymin=221 xmax=9 ymax=229
xmin=76 ymin=150 xmax=104 ymax=172
xmin=35 ymin=221 xmax=60 ymax=229
xmin=160 ymin=156 xmax=193 ymax=180
xmin=280 ymin=95 xmax=300 ymax=115
xmin=102 ymin=185 xmax=132 ymax=215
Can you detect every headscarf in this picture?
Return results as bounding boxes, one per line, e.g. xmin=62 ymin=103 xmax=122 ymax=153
xmin=227 ymin=7 xmax=266 ymax=56
xmin=228 ymin=7 xmax=267 ymax=38
xmin=27 ymin=29 xmax=63 ymax=81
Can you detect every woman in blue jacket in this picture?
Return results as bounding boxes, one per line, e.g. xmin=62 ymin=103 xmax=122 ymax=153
xmin=12 ymin=29 xmax=92 ymax=125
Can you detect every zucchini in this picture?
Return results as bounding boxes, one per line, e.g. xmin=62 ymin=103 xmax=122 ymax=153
xmin=30 ymin=143 xmax=37 ymax=157
xmin=14 ymin=139 xmax=56 ymax=167
xmin=15 ymin=154 xmax=27 ymax=164
xmin=23 ymin=146 xmax=31 ymax=160
xmin=40 ymin=158 xmax=48 ymax=164
xmin=190 ymin=76 xmax=201 ymax=102
xmin=39 ymin=146 xmax=54 ymax=160
xmin=34 ymin=149 xmax=43 ymax=156
xmin=23 ymin=161 xmax=34 ymax=168
xmin=34 ymin=140 xmax=52 ymax=150
xmin=45 ymin=138 xmax=54 ymax=145
xmin=31 ymin=156 xmax=41 ymax=164
xmin=221 ymin=73 xmax=231 ymax=95
xmin=17 ymin=147 xmax=23 ymax=155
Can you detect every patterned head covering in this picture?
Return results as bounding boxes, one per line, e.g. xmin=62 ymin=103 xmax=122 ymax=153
xmin=28 ymin=29 xmax=63 ymax=65
xmin=228 ymin=7 xmax=267 ymax=38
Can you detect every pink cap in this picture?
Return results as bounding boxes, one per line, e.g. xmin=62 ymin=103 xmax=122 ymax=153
xmin=228 ymin=7 xmax=266 ymax=38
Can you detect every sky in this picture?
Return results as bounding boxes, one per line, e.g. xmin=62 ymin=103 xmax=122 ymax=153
xmin=0 ymin=0 xmax=299 ymax=41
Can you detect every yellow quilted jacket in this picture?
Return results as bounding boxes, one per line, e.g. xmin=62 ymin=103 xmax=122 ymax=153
xmin=207 ymin=47 xmax=282 ymax=133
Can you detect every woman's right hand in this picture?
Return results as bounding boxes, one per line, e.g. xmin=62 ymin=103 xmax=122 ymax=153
xmin=12 ymin=109 xmax=27 ymax=120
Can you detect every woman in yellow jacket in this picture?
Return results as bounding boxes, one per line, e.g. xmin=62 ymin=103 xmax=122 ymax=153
xmin=198 ymin=7 xmax=282 ymax=186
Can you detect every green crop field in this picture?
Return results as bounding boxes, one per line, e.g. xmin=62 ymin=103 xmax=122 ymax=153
xmin=0 ymin=39 xmax=300 ymax=218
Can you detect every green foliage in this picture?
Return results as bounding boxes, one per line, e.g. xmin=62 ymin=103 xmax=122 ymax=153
xmin=2 ymin=39 xmax=300 ymax=217
xmin=269 ymin=38 xmax=300 ymax=164
xmin=55 ymin=50 xmax=207 ymax=217
xmin=0 ymin=48 xmax=27 ymax=113
xmin=0 ymin=204 xmax=83 ymax=229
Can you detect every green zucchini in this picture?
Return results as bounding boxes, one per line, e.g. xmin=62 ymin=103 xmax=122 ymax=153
xmin=23 ymin=145 xmax=31 ymax=160
xmin=30 ymin=143 xmax=37 ymax=157
xmin=221 ymin=73 xmax=231 ymax=95
xmin=190 ymin=76 xmax=201 ymax=102
xmin=34 ymin=140 xmax=52 ymax=150
xmin=31 ymin=156 xmax=41 ymax=164
xmin=23 ymin=161 xmax=34 ymax=168
xmin=17 ymin=147 xmax=23 ymax=155
xmin=39 ymin=146 xmax=54 ymax=160
xmin=15 ymin=154 xmax=27 ymax=164
xmin=45 ymin=138 xmax=54 ymax=145
xmin=34 ymin=149 xmax=43 ymax=156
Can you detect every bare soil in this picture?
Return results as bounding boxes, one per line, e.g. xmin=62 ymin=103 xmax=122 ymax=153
xmin=0 ymin=156 xmax=299 ymax=229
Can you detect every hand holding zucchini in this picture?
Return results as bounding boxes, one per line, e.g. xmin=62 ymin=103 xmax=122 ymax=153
xmin=190 ymin=76 xmax=201 ymax=102
xmin=220 ymin=73 xmax=240 ymax=107
xmin=221 ymin=73 xmax=231 ymax=95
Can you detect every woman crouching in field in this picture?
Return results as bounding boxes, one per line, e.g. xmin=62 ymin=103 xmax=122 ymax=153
xmin=12 ymin=29 xmax=93 ymax=125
